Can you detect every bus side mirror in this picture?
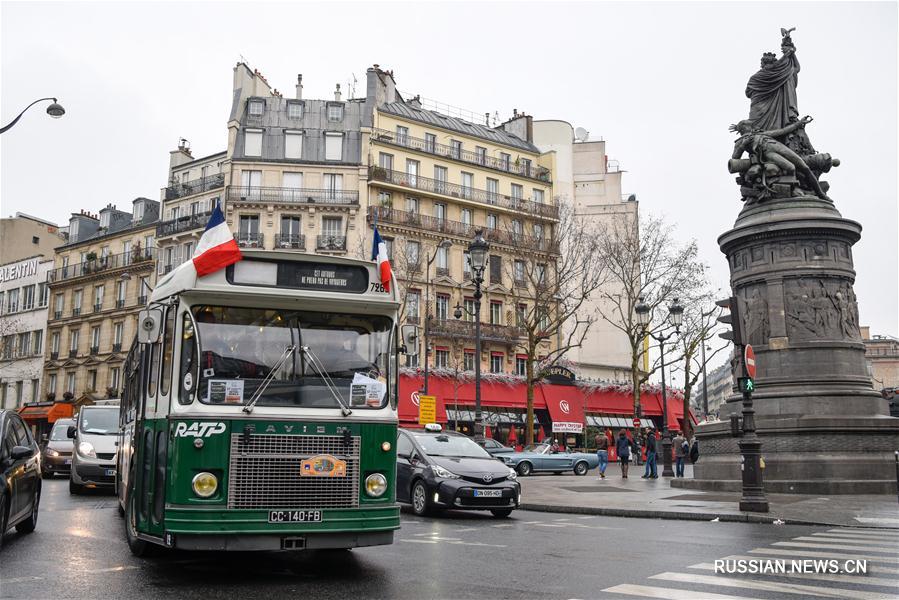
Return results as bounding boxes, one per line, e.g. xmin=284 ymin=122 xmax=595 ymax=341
xmin=137 ymin=308 xmax=163 ymax=343
xmin=401 ymin=325 xmax=419 ymax=356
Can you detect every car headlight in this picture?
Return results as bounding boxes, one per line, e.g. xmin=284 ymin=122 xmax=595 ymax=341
xmin=191 ymin=472 xmax=218 ymax=498
xmin=364 ymin=473 xmax=388 ymax=497
xmin=507 ymin=468 xmax=518 ymax=480
xmin=45 ymin=448 xmax=60 ymax=457
xmin=77 ymin=442 xmax=96 ymax=458
xmin=430 ymin=464 xmax=460 ymax=479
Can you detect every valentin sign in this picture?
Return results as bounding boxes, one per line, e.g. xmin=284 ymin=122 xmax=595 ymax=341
xmin=0 ymin=259 xmax=38 ymax=283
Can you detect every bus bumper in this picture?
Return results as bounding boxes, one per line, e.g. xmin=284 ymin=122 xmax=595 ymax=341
xmin=171 ymin=529 xmax=394 ymax=551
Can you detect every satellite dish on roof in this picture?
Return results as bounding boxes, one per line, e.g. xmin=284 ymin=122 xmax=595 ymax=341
xmin=575 ymin=127 xmax=589 ymax=142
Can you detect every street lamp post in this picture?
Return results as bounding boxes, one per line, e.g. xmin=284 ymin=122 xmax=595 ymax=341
xmin=453 ymin=230 xmax=489 ymax=440
xmin=1 ymin=97 xmax=65 ymax=134
xmin=700 ymin=343 xmax=710 ymax=418
xmin=422 ymin=239 xmax=452 ymax=395
xmin=635 ymin=296 xmax=684 ymax=478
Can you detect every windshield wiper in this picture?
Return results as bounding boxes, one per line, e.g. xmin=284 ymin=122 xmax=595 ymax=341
xmin=243 ymin=344 xmax=297 ymax=414
xmin=301 ymin=345 xmax=352 ymax=417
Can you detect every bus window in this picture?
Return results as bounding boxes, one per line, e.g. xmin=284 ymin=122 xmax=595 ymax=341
xmin=179 ymin=312 xmax=197 ymax=404
xmin=147 ymin=340 xmax=160 ymax=399
xmin=160 ymin=307 xmax=176 ymax=396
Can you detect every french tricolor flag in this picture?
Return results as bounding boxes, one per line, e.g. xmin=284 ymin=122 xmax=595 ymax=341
xmin=192 ymin=203 xmax=242 ymax=277
xmin=371 ymin=227 xmax=393 ymax=292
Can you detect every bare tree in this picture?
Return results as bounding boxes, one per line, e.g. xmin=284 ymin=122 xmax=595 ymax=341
xmin=594 ymin=214 xmax=706 ymax=419
xmin=505 ymin=203 xmax=608 ymax=445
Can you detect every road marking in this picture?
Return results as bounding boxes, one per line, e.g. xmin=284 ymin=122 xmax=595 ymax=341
xmin=453 ymin=527 xmax=478 ymax=533
xmin=491 ymin=523 xmax=514 ymax=528
xmin=830 ymin=527 xmax=899 ymax=536
xmin=749 ymin=548 xmax=899 ymax=564
xmin=83 ymin=566 xmax=140 ymax=574
xmin=688 ymin=562 xmax=899 ymax=588
xmin=401 ymin=539 xmax=438 ymax=544
xmin=601 ymin=584 xmax=756 ymax=599
xmin=713 ymin=556 xmax=899 ymax=576
xmin=812 ymin=532 xmax=893 ymax=541
xmin=650 ymin=571 xmax=884 ymax=600
xmin=0 ymin=576 xmax=43 ymax=585
xmin=773 ymin=541 xmax=899 ymax=554
xmin=853 ymin=517 xmax=899 ymax=526
xmin=801 ymin=535 xmax=899 ymax=547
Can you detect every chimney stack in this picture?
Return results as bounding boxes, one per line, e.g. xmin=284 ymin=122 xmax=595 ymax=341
xmin=334 ymin=83 xmax=342 ymax=102
xmin=296 ymin=74 xmax=303 ymax=100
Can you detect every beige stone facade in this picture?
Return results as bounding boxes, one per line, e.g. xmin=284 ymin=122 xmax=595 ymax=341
xmin=0 ymin=213 xmax=65 ymax=264
xmin=861 ymin=326 xmax=899 ymax=390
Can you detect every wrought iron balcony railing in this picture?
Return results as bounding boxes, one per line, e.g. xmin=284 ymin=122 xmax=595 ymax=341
xmin=235 ymin=233 xmax=264 ymax=248
xmin=163 ymin=173 xmax=225 ymax=200
xmin=316 ymin=235 xmax=347 ymax=251
xmin=226 ymin=186 xmax=358 ymax=205
xmin=156 ymin=211 xmax=213 ymax=237
xmin=113 ymin=343 xmax=122 ymax=352
xmin=366 ymin=207 xmax=559 ymax=253
xmin=274 ymin=234 xmax=306 ymax=250
xmin=428 ymin=319 xmax=525 ymax=344
xmin=369 ymin=167 xmax=558 ymax=219
xmin=371 ymin=129 xmax=551 ymax=183
xmin=48 ymin=249 xmax=156 ymax=283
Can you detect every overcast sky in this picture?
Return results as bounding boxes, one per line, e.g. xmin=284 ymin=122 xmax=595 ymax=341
xmin=2 ymin=1 xmax=896 ymax=378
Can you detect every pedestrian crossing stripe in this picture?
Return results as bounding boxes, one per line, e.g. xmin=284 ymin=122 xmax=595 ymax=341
xmin=602 ymin=584 xmax=758 ymax=599
xmin=801 ymin=535 xmax=899 ymax=546
xmin=749 ymin=547 xmax=899 ymax=564
xmin=829 ymin=528 xmax=898 ymax=537
xmin=688 ymin=561 xmax=899 ymax=588
xmin=649 ymin=571 xmax=887 ymax=600
xmin=711 ymin=555 xmax=899 ymax=576
xmin=773 ymin=541 xmax=899 ymax=554
xmin=817 ymin=532 xmax=899 ymax=542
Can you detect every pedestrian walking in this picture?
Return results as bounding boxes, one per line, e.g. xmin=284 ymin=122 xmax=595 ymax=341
xmin=642 ymin=428 xmax=658 ymax=478
xmin=673 ymin=431 xmax=688 ymax=477
xmin=616 ymin=430 xmax=630 ymax=478
xmin=595 ymin=432 xmax=609 ymax=478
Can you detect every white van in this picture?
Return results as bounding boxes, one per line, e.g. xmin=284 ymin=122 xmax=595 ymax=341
xmin=68 ymin=403 xmax=120 ymax=494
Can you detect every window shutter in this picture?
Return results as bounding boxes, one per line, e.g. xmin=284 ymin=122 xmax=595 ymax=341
xmin=245 ymin=130 xmax=263 ymax=157
xmin=285 ymin=132 xmax=303 ymax=159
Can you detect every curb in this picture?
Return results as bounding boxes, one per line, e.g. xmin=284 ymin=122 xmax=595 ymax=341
xmin=518 ymin=503 xmax=898 ymax=529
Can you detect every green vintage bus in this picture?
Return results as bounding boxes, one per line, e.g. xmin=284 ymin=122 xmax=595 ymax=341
xmin=116 ymin=251 xmax=410 ymax=555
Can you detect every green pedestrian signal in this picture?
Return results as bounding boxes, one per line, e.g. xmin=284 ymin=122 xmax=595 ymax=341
xmin=738 ymin=377 xmax=755 ymax=393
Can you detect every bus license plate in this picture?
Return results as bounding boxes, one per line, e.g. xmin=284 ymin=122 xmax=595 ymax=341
xmin=268 ymin=510 xmax=322 ymax=523
xmin=105 ymin=469 xmax=116 ymax=476
xmin=473 ymin=489 xmax=502 ymax=498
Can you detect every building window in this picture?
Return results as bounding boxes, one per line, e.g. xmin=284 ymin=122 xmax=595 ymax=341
xmin=435 ymin=348 xmax=449 ymax=369
xmin=2 ymin=336 xmax=13 ymax=360
xmin=378 ymin=152 xmax=394 ymax=171
xmin=378 ymin=190 xmax=392 ymax=206
xmin=116 ymin=280 xmax=126 ymax=307
xmin=244 ymin=128 xmax=263 ymax=157
xmin=22 ymin=285 xmax=35 ymax=310
xmin=475 ymin=147 xmax=486 ymax=165
xmin=536 ymin=263 xmax=546 ymax=284
xmin=463 ymin=350 xmax=475 ymax=372
xmin=140 ymin=277 xmax=151 ymax=301
xmin=533 ymin=223 xmax=544 ymax=241
xmin=424 ymin=133 xmax=436 ymax=153
xmin=327 ymin=104 xmax=344 ymax=122
xmin=15 ymin=381 xmax=23 ymax=405
xmin=500 ymin=153 xmax=511 ymax=171
xmin=406 ymin=159 xmax=419 ymax=186
xmin=406 ymin=197 xmax=419 ymax=214
xmin=490 ymin=353 xmax=503 ymax=374
xmin=110 ymin=367 xmax=121 ymax=392
xmin=436 ymin=245 xmax=448 ymax=271
xmin=451 ymin=140 xmax=462 ymax=159
xmin=461 ymin=208 xmax=472 ymax=226
xmin=486 ymin=214 xmax=497 ymax=230
xmin=516 ymin=356 xmax=527 ymax=376
xmin=463 ymin=252 xmax=471 ymax=279
xmin=516 ymin=304 xmax=527 ymax=327
xmin=406 ymin=290 xmax=420 ymax=320
xmin=396 ymin=125 xmax=409 ymax=146
xmin=490 ymin=301 xmax=502 ymax=325
xmin=435 ymin=294 xmax=449 ymax=320
xmin=93 ymin=285 xmax=104 ymax=311
xmin=48 ymin=374 xmax=57 ymax=395
xmin=133 ymin=203 xmax=145 ymax=222
xmin=406 ymin=353 xmax=419 ymax=368
xmin=91 ymin=326 xmax=101 ymax=352
xmin=520 ymin=158 xmax=531 ymax=175
xmin=66 ymin=372 xmax=75 ymax=393
xmin=490 ymin=255 xmax=502 ymax=284
xmin=434 ymin=203 xmax=446 ymax=223
xmin=511 ymin=183 xmax=523 ymax=201
xmin=407 ymin=240 xmax=420 ymax=269
xmin=324 ymin=133 xmax=343 ymax=161
xmin=248 ymin=99 xmax=264 ymax=116
xmin=285 ymin=131 xmax=303 ymax=159
xmin=17 ymin=332 xmax=30 ymax=357
xmin=533 ymin=188 xmax=545 ymax=204
xmin=287 ymin=101 xmax=303 ymax=119
xmin=6 ymin=288 xmax=19 ymax=313
xmin=88 ymin=369 xmax=98 ymax=392
xmin=69 ymin=329 xmax=79 ymax=353
xmin=464 ymin=298 xmax=476 ymax=323
xmin=72 ymin=289 xmax=82 ymax=314
xmin=321 ymin=216 xmax=342 ymax=236
xmin=514 ymin=260 xmax=525 ymax=284
xmin=183 ymin=242 xmax=194 ymax=262
xmin=32 ymin=330 xmax=42 ymax=355
xmin=114 ymin=322 xmax=124 ymax=348
xmin=54 ymin=293 xmax=64 ymax=317
xmin=434 ymin=165 xmax=447 ymax=194
xmin=461 ymin=172 xmax=473 ymax=198
xmin=486 ymin=178 xmax=498 ymax=203
xmin=51 ymin=331 xmax=60 ymax=354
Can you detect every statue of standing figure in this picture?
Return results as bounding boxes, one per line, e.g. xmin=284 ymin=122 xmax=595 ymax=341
xmin=728 ymin=28 xmax=840 ymax=203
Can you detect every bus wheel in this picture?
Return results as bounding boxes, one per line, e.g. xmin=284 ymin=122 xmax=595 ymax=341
xmin=125 ymin=494 xmax=153 ymax=557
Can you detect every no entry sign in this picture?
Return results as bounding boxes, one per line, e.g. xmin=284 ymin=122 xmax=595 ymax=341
xmin=633 ymin=418 xmax=641 ymax=428
xmin=744 ymin=344 xmax=756 ymax=379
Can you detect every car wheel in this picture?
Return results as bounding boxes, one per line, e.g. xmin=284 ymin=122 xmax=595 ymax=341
xmin=69 ymin=478 xmax=83 ymax=495
xmin=490 ymin=508 xmax=513 ymax=518
xmin=574 ymin=461 xmax=589 ymax=476
xmin=0 ymin=492 xmax=8 ymax=551
xmin=41 ymin=470 xmax=53 ymax=480
xmin=516 ymin=462 xmax=533 ymax=477
xmin=15 ymin=486 xmax=39 ymax=534
xmin=411 ymin=480 xmax=432 ymax=516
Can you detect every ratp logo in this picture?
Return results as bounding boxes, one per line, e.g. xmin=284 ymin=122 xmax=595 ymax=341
xmin=559 ymin=400 xmax=571 ymax=414
xmin=174 ymin=422 xmax=227 ymax=438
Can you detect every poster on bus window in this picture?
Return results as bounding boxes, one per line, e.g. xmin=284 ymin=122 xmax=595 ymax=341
xmin=208 ymin=379 xmax=245 ymax=404
xmin=350 ymin=373 xmax=386 ymax=407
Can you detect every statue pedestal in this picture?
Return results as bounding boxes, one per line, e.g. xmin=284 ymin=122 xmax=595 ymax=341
xmin=673 ymin=196 xmax=899 ymax=495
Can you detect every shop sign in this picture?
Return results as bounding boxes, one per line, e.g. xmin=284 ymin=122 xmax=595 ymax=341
xmin=543 ymin=365 xmax=576 ymax=384
xmin=552 ymin=422 xmax=583 ymax=433
xmin=0 ymin=259 xmax=38 ymax=283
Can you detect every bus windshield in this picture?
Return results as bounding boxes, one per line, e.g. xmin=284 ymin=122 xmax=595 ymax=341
xmin=192 ymin=306 xmax=392 ymax=409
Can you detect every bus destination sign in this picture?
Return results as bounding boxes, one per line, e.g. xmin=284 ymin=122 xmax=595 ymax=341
xmin=277 ymin=262 xmax=369 ymax=293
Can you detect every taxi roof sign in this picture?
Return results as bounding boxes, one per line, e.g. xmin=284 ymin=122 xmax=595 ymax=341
xmin=423 ymin=423 xmax=442 ymax=432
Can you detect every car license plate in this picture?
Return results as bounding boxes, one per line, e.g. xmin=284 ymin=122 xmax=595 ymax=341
xmin=473 ymin=489 xmax=503 ymax=498
xmin=64 ymin=459 xmax=71 ymax=465
xmin=268 ymin=510 xmax=322 ymax=523
xmin=105 ymin=469 xmax=116 ymax=476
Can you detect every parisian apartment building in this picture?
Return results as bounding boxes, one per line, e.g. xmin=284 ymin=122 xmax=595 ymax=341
xmin=861 ymin=325 xmax=899 ymax=391
xmin=42 ymin=199 xmax=159 ymax=402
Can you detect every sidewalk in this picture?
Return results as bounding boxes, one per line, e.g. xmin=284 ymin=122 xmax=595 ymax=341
xmin=518 ymin=465 xmax=899 ymax=529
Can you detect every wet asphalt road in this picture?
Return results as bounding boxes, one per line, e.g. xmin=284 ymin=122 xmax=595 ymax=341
xmin=2 ymin=478 xmax=896 ymax=599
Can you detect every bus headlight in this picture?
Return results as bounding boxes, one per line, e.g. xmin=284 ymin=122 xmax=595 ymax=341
xmin=364 ymin=473 xmax=387 ymax=497
xmin=191 ymin=472 xmax=218 ymax=498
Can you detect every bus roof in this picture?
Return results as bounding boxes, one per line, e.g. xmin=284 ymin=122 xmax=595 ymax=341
xmin=150 ymin=251 xmax=400 ymax=307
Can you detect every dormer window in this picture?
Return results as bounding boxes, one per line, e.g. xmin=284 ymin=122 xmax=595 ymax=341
xmin=133 ymin=202 xmax=145 ymax=222
xmin=327 ymin=104 xmax=344 ymax=122
xmin=287 ymin=101 xmax=304 ymax=119
xmin=248 ymin=99 xmax=264 ymax=117
xmin=99 ymin=212 xmax=111 ymax=229
xmin=70 ymin=220 xmax=79 ymax=238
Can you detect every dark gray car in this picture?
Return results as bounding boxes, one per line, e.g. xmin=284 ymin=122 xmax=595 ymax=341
xmin=41 ymin=419 xmax=75 ymax=478
xmin=1 ymin=410 xmax=41 ymax=550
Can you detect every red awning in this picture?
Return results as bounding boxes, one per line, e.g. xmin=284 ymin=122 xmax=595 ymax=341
xmin=540 ymin=384 xmax=585 ymax=429
xmin=18 ymin=402 xmax=74 ymax=423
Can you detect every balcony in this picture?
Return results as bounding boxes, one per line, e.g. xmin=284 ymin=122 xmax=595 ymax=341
xmin=164 ymin=173 xmax=225 ymax=200
xmin=93 ymin=304 xmax=102 ymax=313
xmin=48 ymin=248 xmax=156 ymax=284
xmin=138 ymin=295 xmax=147 ymax=305
xmin=369 ymin=167 xmax=558 ymax=219
xmin=429 ymin=319 xmax=525 ymax=344
xmin=235 ymin=232 xmax=264 ymax=249
xmin=226 ymin=186 xmax=358 ymax=206
xmin=371 ymin=129 xmax=551 ymax=183
xmin=366 ymin=207 xmax=559 ymax=253
xmin=156 ymin=211 xmax=213 ymax=238
xmin=72 ymin=308 xmax=81 ymax=317
xmin=53 ymin=311 xmax=62 ymax=320
xmin=317 ymin=235 xmax=347 ymax=252
xmin=68 ymin=349 xmax=77 ymax=358
xmin=112 ymin=343 xmax=122 ymax=352
xmin=435 ymin=267 xmax=449 ymax=277
xmin=90 ymin=346 xmax=100 ymax=356
xmin=50 ymin=352 xmax=59 ymax=360
xmin=116 ymin=299 xmax=125 ymax=308
xmin=274 ymin=234 xmax=306 ymax=250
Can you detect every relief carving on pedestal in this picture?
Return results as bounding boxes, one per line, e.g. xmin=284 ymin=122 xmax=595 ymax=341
xmin=784 ymin=278 xmax=861 ymax=341
xmin=741 ymin=285 xmax=770 ymax=346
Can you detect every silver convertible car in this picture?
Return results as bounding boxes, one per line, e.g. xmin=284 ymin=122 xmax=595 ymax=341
xmin=501 ymin=443 xmax=599 ymax=476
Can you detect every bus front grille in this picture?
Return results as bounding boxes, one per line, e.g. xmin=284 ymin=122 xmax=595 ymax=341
xmin=227 ymin=433 xmax=360 ymax=510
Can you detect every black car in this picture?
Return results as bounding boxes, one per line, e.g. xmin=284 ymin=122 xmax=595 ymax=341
xmin=1 ymin=409 xmax=42 ymax=550
xmin=396 ymin=425 xmax=520 ymax=518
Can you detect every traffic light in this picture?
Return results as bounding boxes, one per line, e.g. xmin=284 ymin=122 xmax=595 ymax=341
xmin=716 ymin=296 xmax=743 ymax=347
xmin=738 ymin=377 xmax=755 ymax=393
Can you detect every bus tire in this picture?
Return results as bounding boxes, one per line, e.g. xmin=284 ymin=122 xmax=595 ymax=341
xmin=125 ymin=491 xmax=155 ymax=557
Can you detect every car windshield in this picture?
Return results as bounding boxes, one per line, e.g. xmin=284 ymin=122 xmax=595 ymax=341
xmin=193 ymin=306 xmax=392 ymax=409
xmin=50 ymin=422 xmax=73 ymax=440
xmin=414 ymin=434 xmax=492 ymax=458
xmin=79 ymin=408 xmax=118 ymax=435
xmin=524 ymin=444 xmax=549 ymax=454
